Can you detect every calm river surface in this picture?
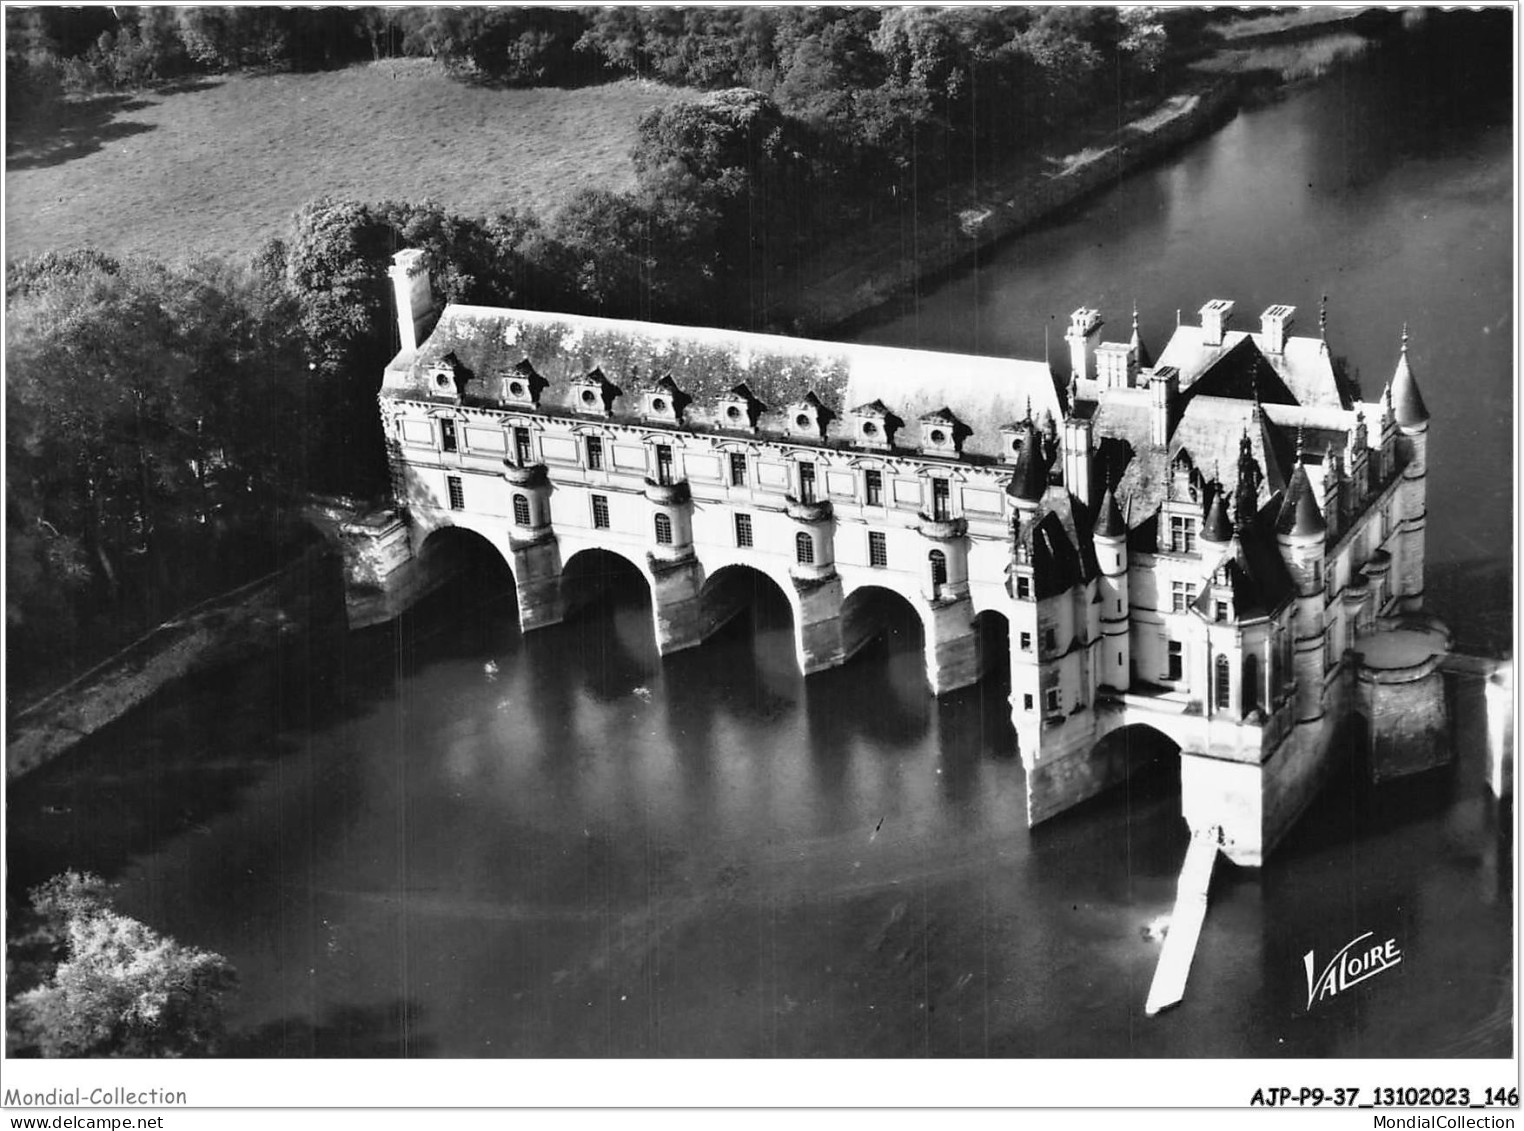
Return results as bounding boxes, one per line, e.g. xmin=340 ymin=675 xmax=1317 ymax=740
xmin=9 ymin=13 xmax=1513 ymax=1058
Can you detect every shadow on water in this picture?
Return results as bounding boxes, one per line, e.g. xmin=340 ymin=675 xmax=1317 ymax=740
xmin=225 ymin=999 xmax=433 ymax=1058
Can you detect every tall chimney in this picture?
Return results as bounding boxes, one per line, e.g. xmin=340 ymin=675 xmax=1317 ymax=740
xmin=1260 ymin=304 xmax=1296 ymax=355
xmin=1066 ymin=307 xmax=1103 ymax=382
xmin=1150 ymin=366 xmax=1179 ymax=448
xmin=1199 ymin=299 xmax=1235 ymax=348
xmin=389 ymin=249 xmax=433 ymax=354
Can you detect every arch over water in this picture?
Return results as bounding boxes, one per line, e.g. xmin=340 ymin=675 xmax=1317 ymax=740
xmin=418 ymin=523 xmax=517 ymax=592
xmin=840 ymin=583 xmax=927 ymax=685
xmin=1089 ymin=721 xmax=1184 ymax=794
xmin=561 ymin=547 xmax=652 ymax=621
xmin=972 ymin=608 xmax=1011 ymax=684
xmin=698 ymin=563 xmax=798 ymax=642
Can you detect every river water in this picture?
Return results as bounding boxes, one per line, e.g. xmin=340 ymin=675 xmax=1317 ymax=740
xmin=8 ymin=13 xmax=1513 ymax=1059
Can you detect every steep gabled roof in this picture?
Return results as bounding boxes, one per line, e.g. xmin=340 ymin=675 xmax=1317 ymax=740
xmin=1192 ymin=527 xmax=1297 ymax=621
xmin=388 ymin=304 xmax=1061 ymax=459
xmin=1181 ymin=335 xmax=1298 ymax=407
xmin=1018 ymin=491 xmax=1099 ymax=600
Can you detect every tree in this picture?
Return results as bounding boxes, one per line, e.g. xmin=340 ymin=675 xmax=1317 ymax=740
xmin=400 ymin=7 xmax=591 ymax=85
xmin=9 ymin=873 xmax=236 ymax=1058
xmin=6 ymin=251 xmax=305 ymax=683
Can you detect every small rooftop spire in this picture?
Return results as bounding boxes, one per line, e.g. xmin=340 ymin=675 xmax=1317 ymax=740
xmin=1390 ymin=321 xmax=1430 ymax=428
xmin=1295 ymin=425 xmax=1306 ymax=463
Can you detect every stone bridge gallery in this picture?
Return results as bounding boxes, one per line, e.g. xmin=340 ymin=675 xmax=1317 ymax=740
xmin=324 ymin=247 xmax=1448 ymax=877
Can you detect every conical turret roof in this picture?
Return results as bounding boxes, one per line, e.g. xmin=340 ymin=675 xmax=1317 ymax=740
xmin=1275 ymin=462 xmax=1327 ymax=538
xmin=1006 ymin=419 xmax=1048 ymax=502
xmin=1391 ymin=325 xmax=1430 ymax=428
xmin=1093 ymin=484 xmax=1127 ymax=539
xmin=1202 ymin=486 xmax=1233 ymax=543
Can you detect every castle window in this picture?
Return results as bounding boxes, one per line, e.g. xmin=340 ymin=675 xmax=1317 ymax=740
xmin=1023 ymin=694 xmax=1034 ymax=711
xmin=1167 ymin=640 xmax=1183 ymax=681
xmin=735 ymin=513 xmax=753 ymax=548
xmin=1215 ymin=600 xmax=1230 ymax=623
xmin=1170 ymin=515 xmax=1197 ymax=554
xmin=513 ymin=427 xmax=532 ymax=466
xmin=865 ymin=470 xmax=883 ymax=507
xmin=795 ymin=532 xmax=815 ymax=565
xmin=1017 ymin=575 xmax=1032 ymax=600
xmin=654 ymin=513 xmax=673 ymax=545
xmin=1020 ymin=632 xmax=1032 ymax=652
xmin=585 ymin=436 xmax=603 ymax=470
xmin=729 ymin=453 xmax=747 ymax=487
xmin=1243 ymin=654 xmax=1261 ymax=715
xmin=1045 ymin=687 xmax=1061 ymax=714
xmin=1171 ymin=581 xmax=1196 ymax=613
xmin=929 ymin=549 xmax=948 ymax=589
xmin=1214 ymin=654 xmax=1231 ymax=709
xmin=447 ymin=475 xmax=464 ymax=511
xmin=1043 ymin=628 xmax=1056 ymax=653
xmin=798 ymin=462 xmax=817 ymax=502
xmin=655 ymin=444 xmax=674 ymax=486
xmin=868 ymin=531 xmax=887 ymax=568
xmin=512 ymin=494 xmax=531 ymax=527
xmin=932 ymin=478 xmax=950 ymax=521
xmin=592 ymin=494 xmax=610 ymax=529
xmin=440 ymin=418 xmax=458 ymax=453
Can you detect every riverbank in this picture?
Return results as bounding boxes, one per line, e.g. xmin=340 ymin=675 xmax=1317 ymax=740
xmin=769 ymin=9 xmax=1402 ymax=338
xmin=5 ymin=546 xmax=343 ymax=779
xmin=764 ymin=78 xmax=1241 ymax=336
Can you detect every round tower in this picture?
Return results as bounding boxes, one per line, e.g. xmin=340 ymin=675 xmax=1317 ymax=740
xmin=1390 ymin=324 xmax=1430 ymax=612
xmin=1093 ymin=484 xmax=1130 ymax=691
xmin=1276 ymin=463 xmax=1329 ymax=723
xmin=1006 ymin=418 xmax=1047 ymax=756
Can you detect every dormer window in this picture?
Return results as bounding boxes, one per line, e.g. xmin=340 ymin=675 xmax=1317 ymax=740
xmin=642 ymin=375 xmax=691 ymax=425
xmin=503 ymin=358 xmax=548 ymax=409
xmin=1169 ymin=515 xmax=1197 ymax=554
xmin=570 ymin=366 xmax=621 ymax=417
xmin=848 ymin=400 xmax=902 ymax=452
xmin=430 ymin=351 xmax=472 ymax=401
xmin=787 ymin=391 xmax=832 ymax=441
xmin=718 ymin=383 xmax=765 ymax=431
xmin=998 ymin=423 xmax=1029 ymax=465
xmin=918 ymin=407 xmax=968 ymax=457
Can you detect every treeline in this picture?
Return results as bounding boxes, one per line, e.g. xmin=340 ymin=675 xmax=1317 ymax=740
xmin=10 ymin=7 xmax=1188 ymax=184
xmin=6 ymin=251 xmax=307 ymax=691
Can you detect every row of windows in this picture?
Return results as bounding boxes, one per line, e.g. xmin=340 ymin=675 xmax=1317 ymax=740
xmin=582 ymin=435 xmax=945 ymax=514
xmin=438 ymin=420 xmax=535 ymax=465
xmin=437 ymin=422 xmax=971 ymax=519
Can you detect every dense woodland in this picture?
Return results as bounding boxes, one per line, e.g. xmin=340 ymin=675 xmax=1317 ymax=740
xmin=5 ymin=6 xmax=1208 ymax=698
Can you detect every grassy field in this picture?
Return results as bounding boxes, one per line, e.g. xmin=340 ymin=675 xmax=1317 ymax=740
xmin=6 ymin=58 xmax=684 ymax=264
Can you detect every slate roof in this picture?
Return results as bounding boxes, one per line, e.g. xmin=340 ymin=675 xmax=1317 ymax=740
xmin=1274 ymin=462 xmax=1328 ymax=537
xmin=1020 ymin=489 xmax=1100 ymax=600
xmin=386 ymin=305 xmax=1062 ymax=461
xmin=1155 ymin=325 xmax=1355 ymax=408
xmin=1191 ymin=526 xmax=1297 ymax=622
xmin=1390 ymin=341 xmax=1430 ymax=428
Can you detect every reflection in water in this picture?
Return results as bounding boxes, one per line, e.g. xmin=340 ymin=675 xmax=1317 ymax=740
xmin=5 ymin=15 xmax=1510 ymax=1060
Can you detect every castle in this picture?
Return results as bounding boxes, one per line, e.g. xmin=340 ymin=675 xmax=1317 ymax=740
xmin=361 ymin=248 xmax=1451 ymax=866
